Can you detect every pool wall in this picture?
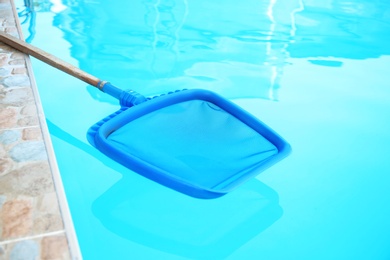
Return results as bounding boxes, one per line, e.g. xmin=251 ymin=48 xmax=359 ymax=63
xmin=0 ymin=0 xmax=80 ymax=259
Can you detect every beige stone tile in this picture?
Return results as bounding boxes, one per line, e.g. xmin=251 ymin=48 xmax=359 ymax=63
xmin=12 ymin=67 xmax=26 ymax=75
xmin=4 ymin=27 xmax=17 ymax=35
xmin=2 ymin=75 xmax=31 ymax=88
xmin=0 ymin=198 xmax=33 ymax=239
xmin=0 ymin=234 xmax=71 ymax=260
xmin=0 ymin=162 xmax=55 ymax=240
xmin=0 ymin=128 xmax=46 ymax=176
xmin=0 ymin=163 xmax=65 ymax=241
xmin=1 ymin=67 xmax=38 ymax=128
xmin=0 ymin=127 xmax=65 ymax=241
xmin=0 ymin=107 xmax=17 ymax=128
xmin=16 ymin=114 xmax=39 ymax=127
xmin=10 ymin=53 xmax=24 ymax=60
xmin=41 ymin=234 xmax=71 ymax=260
xmin=0 ymin=239 xmax=40 ymax=260
xmin=21 ymin=103 xmax=38 ymax=117
xmin=8 ymin=58 xmax=25 ymax=66
xmin=0 ymin=93 xmax=38 ymax=128
xmin=0 ymin=54 xmax=7 ymax=67
xmin=0 ymin=87 xmax=33 ymax=107
xmin=0 ymin=158 xmax=13 ymax=176
xmin=22 ymin=127 xmax=42 ymax=141
xmin=0 ymin=2 xmax=76 ymax=258
xmin=0 ymin=162 xmax=53 ymax=198
xmin=0 ymin=43 xmax=14 ymax=53
xmin=33 ymin=192 xmax=64 ymax=234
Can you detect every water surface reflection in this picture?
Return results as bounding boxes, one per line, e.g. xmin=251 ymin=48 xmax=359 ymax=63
xmin=19 ymin=0 xmax=390 ymax=103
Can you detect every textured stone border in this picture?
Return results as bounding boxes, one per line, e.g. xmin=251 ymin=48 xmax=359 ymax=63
xmin=0 ymin=0 xmax=81 ymax=259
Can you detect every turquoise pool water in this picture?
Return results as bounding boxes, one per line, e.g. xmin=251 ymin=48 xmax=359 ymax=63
xmin=17 ymin=0 xmax=390 ymax=259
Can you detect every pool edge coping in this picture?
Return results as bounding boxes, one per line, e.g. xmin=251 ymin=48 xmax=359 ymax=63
xmin=10 ymin=0 xmax=82 ymax=259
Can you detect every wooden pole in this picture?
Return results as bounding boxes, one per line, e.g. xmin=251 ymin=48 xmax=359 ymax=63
xmin=0 ymin=30 xmax=100 ymax=87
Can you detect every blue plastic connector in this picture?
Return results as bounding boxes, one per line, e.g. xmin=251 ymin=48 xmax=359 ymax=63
xmin=99 ymin=81 xmax=146 ymax=107
xmin=119 ymin=90 xmax=147 ymax=107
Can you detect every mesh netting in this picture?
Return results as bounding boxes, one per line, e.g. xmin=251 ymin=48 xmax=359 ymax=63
xmin=107 ymin=100 xmax=278 ymax=189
